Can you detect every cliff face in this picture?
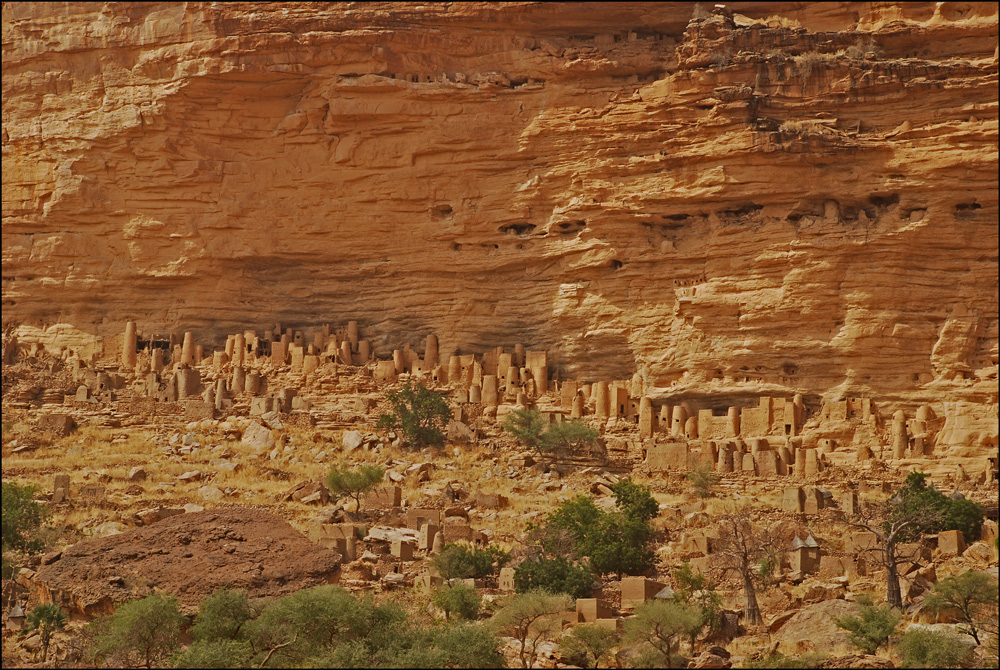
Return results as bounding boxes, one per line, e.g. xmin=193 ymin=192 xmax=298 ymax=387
xmin=2 ymin=2 xmax=998 ymax=407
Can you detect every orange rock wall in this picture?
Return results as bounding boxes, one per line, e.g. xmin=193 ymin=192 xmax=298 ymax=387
xmin=3 ymin=2 xmax=998 ymax=406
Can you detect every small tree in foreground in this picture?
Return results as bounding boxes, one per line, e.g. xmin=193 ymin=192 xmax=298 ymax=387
xmin=833 ymin=594 xmax=901 ymax=655
xmin=88 ymin=594 xmax=185 ymax=668
xmin=559 ymin=622 xmax=620 ymax=669
xmin=432 ymin=583 xmax=481 ymax=622
xmin=2 ymin=480 xmax=50 ymax=553
xmin=623 ymin=599 xmax=704 ymax=669
xmin=491 ymin=590 xmax=573 ymax=669
xmin=326 ymin=465 xmax=384 ymax=512
xmin=924 ymin=570 xmax=998 ymax=644
xmin=26 ymin=603 xmax=67 ymax=662
xmin=897 ymin=626 xmax=974 ymax=668
xmin=502 ymin=409 xmax=598 ymax=456
xmin=377 ymin=379 xmax=450 ymax=448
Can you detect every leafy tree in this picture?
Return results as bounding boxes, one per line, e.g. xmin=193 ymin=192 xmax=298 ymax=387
xmin=672 ymin=562 xmax=722 ymax=648
xmin=377 ymin=379 xmax=451 ymax=448
xmin=431 ymin=543 xmax=510 ymax=581
xmin=894 ymin=473 xmax=983 ymax=542
xmin=897 ymin=626 xmax=974 ymax=669
xmin=432 ymin=583 xmax=481 ymax=621
xmin=190 ymin=589 xmax=255 ymax=642
xmin=171 ymin=639 xmax=252 ymax=669
xmin=2 ymin=480 xmax=49 ymax=553
xmin=686 ymin=460 xmax=720 ymax=498
xmin=88 ymin=594 xmax=185 ymax=668
xmin=623 ymin=600 xmax=704 ymax=669
xmin=833 ymin=594 xmax=901 ymax=655
xmin=559 ymin=622 xmax=620 ymax=669
xmin=326 ymin=465 xmax=384 ymax=512
xmin=26 ymin=603 xmax=67 ymax=662
xmin=924 ymin=570 xmax=998 ymax=644
xmin=713 ymin=506 xmax=780 ymax=626
xmin=502 ymin=409 xmax=598 ymax=455
xmin=491 ymin=590 xmax=573 ymax=669
xmin=513 ymin=556 xmax=594 ymax=599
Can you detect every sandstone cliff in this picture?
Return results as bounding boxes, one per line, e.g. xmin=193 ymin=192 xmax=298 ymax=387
xmin=3 ymin=2 xmax=998 ymax=410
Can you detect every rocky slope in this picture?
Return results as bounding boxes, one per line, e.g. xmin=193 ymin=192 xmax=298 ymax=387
xmin=2 ymin=2 xmax=998 ymax=407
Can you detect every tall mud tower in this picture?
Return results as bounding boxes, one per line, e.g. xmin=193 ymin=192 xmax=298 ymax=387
xmin=2 ymin=2 xmax=998 ymax=404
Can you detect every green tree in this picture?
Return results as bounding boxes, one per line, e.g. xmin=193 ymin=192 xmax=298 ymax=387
xmin=559 ymin=622 xmax=620 ymax=669
xmin=326 ymin=465 xmax=384 ymax=512
xmin=623 ymin=599 xmax=704 ymax=669
xmin=685 ymin=460 xmax=720 ymax=498
xmin=88 ymin=594 xmax=185 ymax=668
xmin=502 ymin=409 xmax=546 ymax=451
xmin=897 ymin=626 xmax=974 ymax=669
xmin=491 ymin=590 xmax=573 ymax=669
xmin=190 ymin=589 xmax=254 ymax=642
xmin=2 ymin=480 xmax=49 ymax=553
xmin=539 ymin=419 xmax=599 ymax=453
xmin=432 ymin=583 xmax=481 ymax=622
xmin=431 ymin=543 xmax=510 ymax=581
xmin=377 ymin=379 xmax=451 ymax=448
xmin=171 ymin=639 xmax=252 ymax=669
xmin=924 ymin=570 xmax=998 ymax=645
xmin=672 ymin=562 xmax=722 ymax=648
xmin=894 ymin=472 xmax=983 ymax=542
xmin=26 ymin=603 xmax=67 ymax=662
xmin=833 ymin=595 xmax=901 ymax=655
xmin=513 ymin=556 xmax=594 ymax=599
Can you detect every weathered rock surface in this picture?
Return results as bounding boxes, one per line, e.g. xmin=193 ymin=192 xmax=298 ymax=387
xmin=32 ymin=508 xmax=341 ymax=614
xmin=2 ymin=2 xmax=997 ymax=407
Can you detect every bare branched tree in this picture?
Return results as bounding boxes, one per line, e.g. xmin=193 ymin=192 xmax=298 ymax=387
xmin=713 ymin=505 xmax=781 ymax=626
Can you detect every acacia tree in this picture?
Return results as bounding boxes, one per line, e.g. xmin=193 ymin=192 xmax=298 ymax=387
xmin=925 ymin=570 xmax=998 ymax=644
xmin=326 ymin=465 xmax=384 ymax=512
xmin=713 ymin=506 xmax=780 ymax=627
xmin=491 ymin=590 xmax=572 ymax=669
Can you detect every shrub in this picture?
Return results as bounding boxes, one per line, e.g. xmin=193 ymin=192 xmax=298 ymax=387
xmin=502 ymin=409 xmax=546 ymax=451
xmin=376 ymin=379 xmax=451 ymax=448
xmin=513 ymin=556 xmax=594 ymax=599
xmin=171 ymin=639 xmax=252 ymax=669
xmin=924 ymin=570 xmax=998 ymax=644
xmin=88 ymin=594 xmax=186 ymax=668
xmin=326 ymin=465 xmax=384 ymax=512
xmin=189 ymin=589 xmax=254 ymax=642
xmin=432 ymin=583 xmax=481 ymax=621
xmin=894 ymin=472 xmax=984 ymax=543
xmin=502 ymin=409 xmax=599 ymax=455
xmin=685 ymin=460 xmax=720 ymax=498
xmin=491 ymin=590 xmax=573 ymax=669
xmin=26 ymin=603 xmax=67 ymax=662
xmin=2 ymin=480 xmax=49 ymax=553
xmin=897 ymin=626 xmax=974 ymax=668
xmin=432 ymin=543 xmax=510 ymax=581
xmin=624 ymin=600 xmax=704 ymax=669
xmin=743 ymin=650 xmax=828 ymax=668
xmin=833 ymin=595 xmax=901 ymax=654
xmin=672 ymin=562 xmax=722 ymax=643
xmin=559 ymin=622 xmax=620 ymax=669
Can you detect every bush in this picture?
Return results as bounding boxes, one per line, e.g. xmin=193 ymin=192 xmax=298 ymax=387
xmin=685 ymin=460 xmax=720 ymax=498
xmin=2 ymin=480 xmax=49 ymax=553
xmin=491 ymin=591 xmax=573 ymax=670
xmin=326 ymin=465 xmax=384 ymax=512
xmin=833 ymin=595 xmax=901 ymax=655
xmin=502 ymin=409 xmax=598 ymax=455
xmin=376 ymin=379 xmax=451 ymax=448
xmin=894 ymin=472 xmax=984 ymax=543
xmin=432 ymin=583 xmax=481 ymax=621
xmin=743 ymin=651 xmax=828 ymax=669
xmin=26 ymin=603 xmax=67 ymax=662
xmin=189 ymin=589 xmax=254 ymax=642
xmin=924 ymin=570 xmax=998 ymax=644
xmin=501 ymin=409 xmax=546 ymax=451
xmin=431 ymin=543 xmax=510 ymax=581
xmin=559 ymin=622 xmax=620 ymax=669
xmin=171 ymin=639 xmax=252 ymax=669
xmin=88 ymin=594 xmax=186 ymax=668
xmin=513 ymin=556 xmax=594 ymax=599
xmin=897 ymin=626 xmax=974 ymax=668
xmin=624 ymin=600 xmax=704 ymax=669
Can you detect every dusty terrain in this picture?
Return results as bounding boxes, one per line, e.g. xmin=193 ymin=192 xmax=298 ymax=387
xmin=1 ymin=2 xmax=998 ymax=669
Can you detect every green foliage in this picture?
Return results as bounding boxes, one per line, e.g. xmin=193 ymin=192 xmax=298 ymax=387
xmin=685 ymin=460 xmax=720 ymax=498
xmin=491 ymin=590 xmax=573 ymax=669
xmin=743 ymin=651 xmax=828 ymax=669
xmin=376 ymin=379 xmax=451 ymax=448
xmin=897 ymin=626 xmax=974 ymax=669
xmin=431 ymin=543 xmax=510 ymax=581
xmin=513 ymin=556 xmax=594 ymax=599
xmin=26 ymin=603 xmax=67 ymax=662
xmin=541 ymin=480 xmax=658 ymax=578
xmin=190 ymin=589 xmax=254 ymax=643
xmin=624 ymin=600 xmax=704 ymax=669
xmin=88 ymin=594 xmax=185 ymax=669
xmin=326 ymin=465 xmax=384 ymax=512
xmin=502 ymin=409 xmax=599 ymax=455
xmin=432 ymin=583 xmax=481 ymax=622
xmin=672 ymin=563 xmax=722 ymax=641
xmin=833 ymin=595 xmax=901 ymax=655
xmin=559 ymin=622 xmax=620 ymax=669
xmin=893 ymin=472 xmax=984 ymax=543
xmin=2 ymin=480 xmax=50 ymax=553
xmin=171 ymin=639 xmax=253 ymax=669
xmin=924 ymin=570 xmax=998 ymax=644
